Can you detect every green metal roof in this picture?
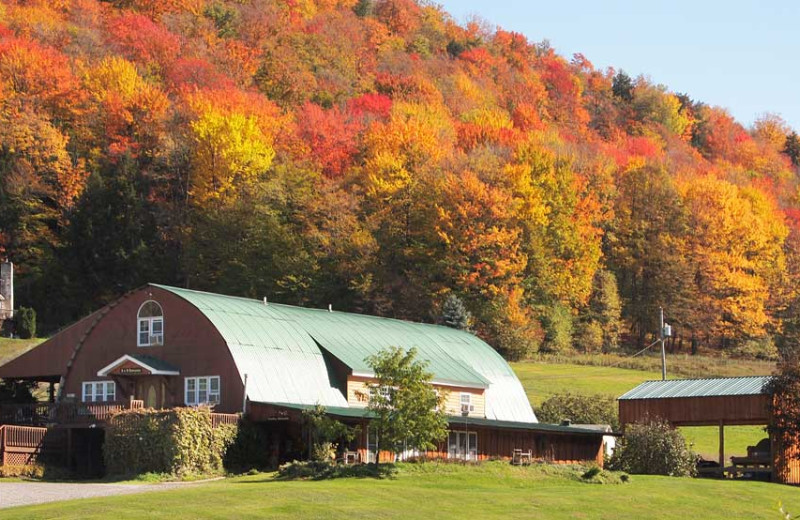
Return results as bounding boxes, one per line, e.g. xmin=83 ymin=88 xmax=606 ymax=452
xmin=271 ymin=402 xmax=603 ymax=435
xmin=618 ymin=376 xmax=772 ymax=400
xmin=154 ymin=285 xmax=537 ymax=422
xmin=128 ymin=354 xmax=180 ymax=373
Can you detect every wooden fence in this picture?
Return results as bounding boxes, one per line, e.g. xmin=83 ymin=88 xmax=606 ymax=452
xmin=0 ymin=425 xmax=64 ymax=466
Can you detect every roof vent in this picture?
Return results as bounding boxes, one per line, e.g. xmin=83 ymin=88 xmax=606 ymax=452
xmin=328 ymin=304 xmax=333 ymax=312
xmin=263 ymin=297 xmax=268 ymax=306
xmin=560 ymin=419 xmax=571 ymax=427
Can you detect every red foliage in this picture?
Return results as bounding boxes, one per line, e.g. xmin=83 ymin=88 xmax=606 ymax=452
xmin=374 ymin=0 xmax=422 ymax=35
xmin=106 ymin=13 xmax=181 ymax=68
xmin=0 ymin=35 xmax=81 ymax=119
xmin=296 ymin=102 xmax=359 ymax=178
xmin=347 ymin=93 xmax=392 ymax=120
xmin=166 ymin=58 xmax=235 ymax=92
xmin=539 ymin=54 xmax=589 ymax=129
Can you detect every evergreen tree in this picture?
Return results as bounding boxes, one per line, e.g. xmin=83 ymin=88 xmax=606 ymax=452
xmin=784 ymin=132 xmax=800 ymax=167
xmin=440 ymin=293 xmax=472 ymax=331
xmin=612 ymin=71 xmax=634 ymax=102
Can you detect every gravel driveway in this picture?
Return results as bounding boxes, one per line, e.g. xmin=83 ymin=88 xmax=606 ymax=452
xmin=0 ymin=481 xmax=199 ymax=509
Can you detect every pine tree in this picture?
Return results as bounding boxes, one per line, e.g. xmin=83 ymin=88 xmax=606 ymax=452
xmin=441 ymin=293 xmax=472 ymax=331
xmin=783 ymin=132 xmax=800 ymax=167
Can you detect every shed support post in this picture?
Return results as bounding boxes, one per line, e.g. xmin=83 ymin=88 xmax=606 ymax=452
xmin=718 ymin=420 xmax=725 ymax=477
xmin=48 ymin=382 xmax=55 ymax=403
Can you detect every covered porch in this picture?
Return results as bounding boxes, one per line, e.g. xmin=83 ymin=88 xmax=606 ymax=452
xmin=618 ymin=376 xmax=779 ymax=481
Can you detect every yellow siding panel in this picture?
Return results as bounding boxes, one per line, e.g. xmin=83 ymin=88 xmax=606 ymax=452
xmin=346 ymin=376 xmax=486 ymax=418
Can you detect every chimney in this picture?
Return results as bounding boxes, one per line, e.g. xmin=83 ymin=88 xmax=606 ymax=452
xmin=0 ymin=261 xmax=12 ymax=320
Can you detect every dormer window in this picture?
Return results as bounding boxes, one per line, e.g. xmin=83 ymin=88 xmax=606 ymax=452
xmin=137 ymin=300 xmax=164 ymax=347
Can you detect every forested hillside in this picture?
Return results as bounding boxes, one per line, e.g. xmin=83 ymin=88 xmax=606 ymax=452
xmin=2 ymin=0 xmax=799 ymax=359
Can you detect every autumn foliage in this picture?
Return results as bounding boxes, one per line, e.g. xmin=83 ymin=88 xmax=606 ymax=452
xmin=1 ymin=0 xmax=799 ymax=360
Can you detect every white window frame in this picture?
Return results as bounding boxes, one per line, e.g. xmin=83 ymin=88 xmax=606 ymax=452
xmin=82 ymin=381 xmax=116 ymax=403
xmin=447 ymin=430 xmax=478 ymax=461
xmin=368 ymin=384 xmax=393 ymax=404
xmin=460 ymin=392 xmax=474 ymax=414
xmin=137 ymin=300 xmax=164 ymax=347
xmin=184 ymin=376 xmax=221 ymax=406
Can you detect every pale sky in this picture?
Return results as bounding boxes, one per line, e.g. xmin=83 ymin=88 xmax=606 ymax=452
xmin=438 ymin=1 xmax=800 ymax=132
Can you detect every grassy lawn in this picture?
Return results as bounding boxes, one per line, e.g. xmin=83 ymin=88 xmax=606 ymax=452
xmin=0 ymin=337 xmax=43 ymax=365
xmin=3 ymin=462 xmax=800 ymax=519
xmin=510 ymin=358 xmax=769 ymax=459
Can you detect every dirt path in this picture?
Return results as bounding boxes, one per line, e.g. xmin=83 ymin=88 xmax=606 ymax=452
xmin=0 ymin=481 xmax=199 ymax=509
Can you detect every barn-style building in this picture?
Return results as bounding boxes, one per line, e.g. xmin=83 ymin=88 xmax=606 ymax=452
xmin=0 ymin=284 xmax=605 ymax=473
xmin=619 ymin=376 xmax=800 ymax=485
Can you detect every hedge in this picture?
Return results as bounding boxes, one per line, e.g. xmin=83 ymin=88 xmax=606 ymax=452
xmin=104 ymin=407 xmax=238 ymax=477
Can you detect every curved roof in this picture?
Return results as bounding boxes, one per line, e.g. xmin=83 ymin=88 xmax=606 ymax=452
xmin=155 ymin=285 xmax=537 ymax=423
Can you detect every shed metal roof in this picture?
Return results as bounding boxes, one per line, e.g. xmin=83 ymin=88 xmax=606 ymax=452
xmin=154 ymin=285 xmax=537 ymax=423
xmin=618 ymin=376 xmax=772 ymax=401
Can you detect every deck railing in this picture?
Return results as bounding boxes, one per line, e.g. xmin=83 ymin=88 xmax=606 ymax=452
xmin=211 ymin=413 xmax=240 ymax=428
xmin=0 ymin=402 xmax=127 ymax=427
xmin=0 ymin=403 xmax=241 ymax=428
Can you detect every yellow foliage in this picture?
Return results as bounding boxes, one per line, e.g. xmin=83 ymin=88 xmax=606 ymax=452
xmin=84 ymin=56 xmax=146 ymax=102
xmin=188 ymin=106 xmax=276 ymax=205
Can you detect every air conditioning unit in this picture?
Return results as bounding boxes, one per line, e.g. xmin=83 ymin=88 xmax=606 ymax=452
xmin=149 ymin=334 xmax=164 ymax=346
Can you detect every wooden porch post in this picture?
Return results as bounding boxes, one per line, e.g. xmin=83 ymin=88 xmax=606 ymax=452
xmin=48 ymin=382 xmax=55 ymax=403
xmin=718 ymin=420 xmax=725 ymax=476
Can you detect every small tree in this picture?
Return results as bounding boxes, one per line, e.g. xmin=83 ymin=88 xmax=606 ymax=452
xmin=16 ymin=307 xmax=36 ymax=339
xmin=537 ymin=392 xmax=619 ymax=430
xmin=301 ymin=405 xmax=359 ymax=462
xmin=366 ymin=347 xmax=448 ymax=463
xmin=440 ymin=293 xmax=471 ymax=331
xmin=608 ymin=417 xmax=696 ymax=476
xmin=766 ymin=355 xmax=800 ymax=453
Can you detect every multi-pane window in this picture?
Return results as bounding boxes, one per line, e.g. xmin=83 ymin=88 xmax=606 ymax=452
xmin=447 ymin=431 xmax=478 ymax=460
xmin=460 ymin=393 xmax=473 ymax=414
xmin=368 ymin=385 xmax=393 ymax=404
xmin=137 ymin=300 xmax=164 ymax=347
xmin=82 ymin=381 xmax=116 ymax=402
xmin=185 ymin=376 xmax=221 ymax=406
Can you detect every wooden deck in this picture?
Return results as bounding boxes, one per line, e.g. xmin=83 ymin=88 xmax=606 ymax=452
xmin=0 ymin=402 xmax=240 ymax=428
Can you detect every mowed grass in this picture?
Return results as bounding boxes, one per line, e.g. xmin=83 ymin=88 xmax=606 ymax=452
xmin=510 ymin=358 xmax=771 ymax=460
xmin=0 ymin=337 xmax=43 ymax=365
xmin=4 ymin=462 xmax=800 ymax=520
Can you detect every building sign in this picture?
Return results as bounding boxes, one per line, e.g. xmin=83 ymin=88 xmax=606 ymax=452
xmin=118 ymin=367 xmax=144 ymax=375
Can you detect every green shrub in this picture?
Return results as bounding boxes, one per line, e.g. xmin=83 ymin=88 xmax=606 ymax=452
xmin=16 ymin=307 xmax=36 ymax=339
xmin=0 ymin=464 xmax=44 ymax=478
xmin=277 ymin=460 xmax=396 ymax=480
xmin=537 ymin=392 xmax=619 ymax=430
xmin=541 ymin=304 xmax=573 ymax=353
xmin=608 ymin=417 xmax=696 ymax=477
xmin=104 ymin=407 xmax=238 ymax=478
xmin=223 ymin=420 xmax=274 ymax=471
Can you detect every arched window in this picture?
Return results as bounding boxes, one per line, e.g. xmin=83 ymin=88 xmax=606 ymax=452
xmin=137 ymin=300 xmax=164 ymax=347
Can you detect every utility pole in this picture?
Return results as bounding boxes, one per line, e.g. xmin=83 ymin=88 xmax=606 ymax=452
xmin=660 ymin=307 xmax=666 ymax=381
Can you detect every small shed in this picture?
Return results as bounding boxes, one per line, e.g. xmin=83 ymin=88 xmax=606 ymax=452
xmin=618 ymin=376 xmax=800 ymax=484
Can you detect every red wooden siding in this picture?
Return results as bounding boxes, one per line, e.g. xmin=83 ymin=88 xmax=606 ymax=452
xmin=619 ymin=395 xmax=770 ymax=427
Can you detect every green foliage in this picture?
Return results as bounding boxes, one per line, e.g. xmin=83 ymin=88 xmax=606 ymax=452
xmin=203 ymin=2 xmax=239 ymax=38
xmin=103 ymin=408 xmax=238 ymax=477
xmin=366 ymin=347 xmax=448 ymax=462
xmin=536 ymin=392 xmax=619 ymax=429
xmin=784 ymin=132 xmax=800 ymax=167
xmin=301 ymin=405 xmax=359 ymax=462
xmin=15 ymin=307 xmax=36 ymax=339
xmin=277 ymin=460 xmax=396 ymax=480
xmin=540 ymin=304 xmax=573 ymax=353
xmin=0 ymin=379 xmax=37 ymax=403
xmin=223 ymin=420 xmax=274 ymax=471
xmin=608 ymin=417 xmax=696 ymax=477
xmin=440 ymin=293 xmax=472 ymax=331
xmin=612 ymin=71 xmax=634 ymax=102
